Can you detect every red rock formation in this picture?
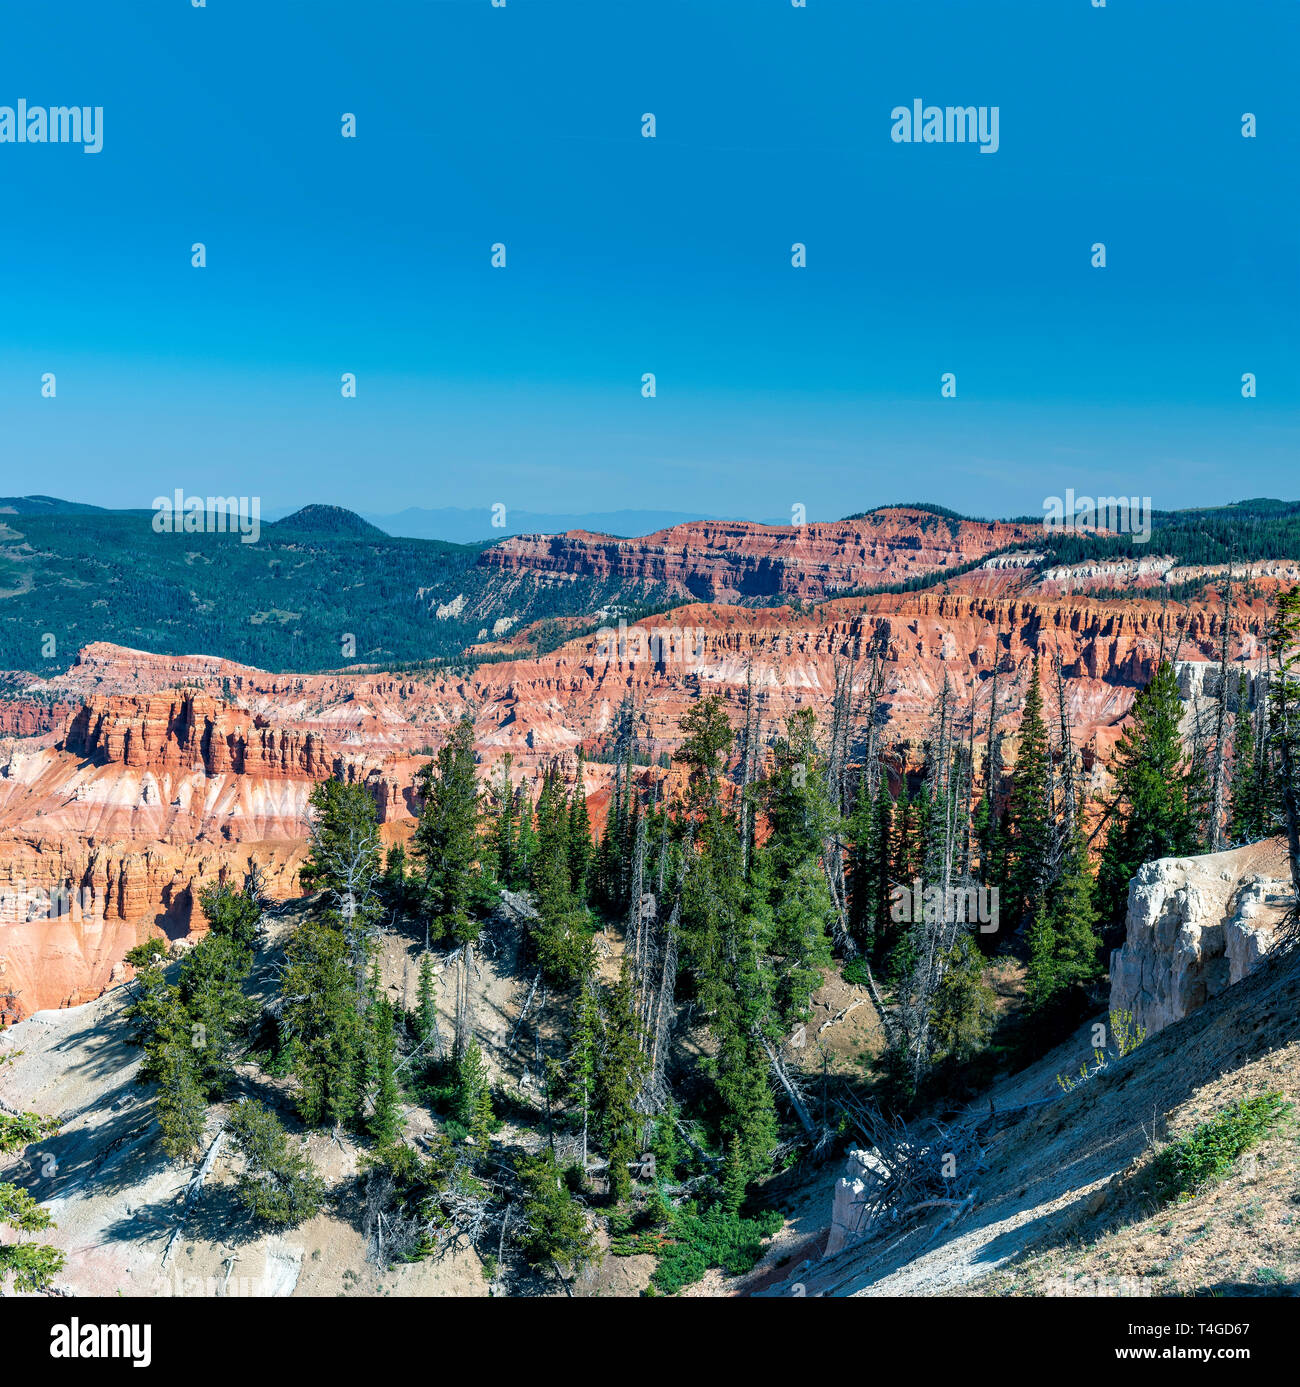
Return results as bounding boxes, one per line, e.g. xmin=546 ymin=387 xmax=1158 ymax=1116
xmin=479 ymin=510 xmax=1042 ymax=603
xmin=0 ymin=583 xmax=1263 ymax=1019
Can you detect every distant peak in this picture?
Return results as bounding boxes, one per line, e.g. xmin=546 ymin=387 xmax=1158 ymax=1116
xmin=268 ymin=504 xmax=387 ymax=538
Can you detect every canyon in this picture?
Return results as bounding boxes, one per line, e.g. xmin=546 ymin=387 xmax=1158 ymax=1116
xmin=0 ymin=578 xmax=1269 ymax=1018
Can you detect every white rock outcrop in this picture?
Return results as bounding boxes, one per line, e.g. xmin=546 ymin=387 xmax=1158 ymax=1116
xmin=1109 ymin=849 xmax=1290 ymax=1036
xmin=825 ymin=1148 xmax=888 ymax=1256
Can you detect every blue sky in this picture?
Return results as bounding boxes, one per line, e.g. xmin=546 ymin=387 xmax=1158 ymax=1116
xmin=0 ymin=0 xmax=1296 ymax=522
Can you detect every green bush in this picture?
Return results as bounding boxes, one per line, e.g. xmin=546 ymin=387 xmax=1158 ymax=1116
xmin=649 ymin=1202 xmax=783 ymax=1296
xmin=1152 ymin=1093 xmax=1292 ymax=1205
xmin=842 ymin=958 xmax=873 ymax=989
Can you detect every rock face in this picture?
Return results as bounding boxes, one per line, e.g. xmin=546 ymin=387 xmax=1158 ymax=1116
xmin=0 ymin=692 xmax=369 ymax=1017
xmin=1109 ymin=841 xmax=1293 ymax=1036
xmin=480 ymin=509 xmax=1041 ymax=604
xmin=826 ymin=1148 xmax=887 ymax=1256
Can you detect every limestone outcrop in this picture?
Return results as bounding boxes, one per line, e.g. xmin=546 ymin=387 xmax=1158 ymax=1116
xmin=1109 ymin=840 xmax=1293 ymax=1036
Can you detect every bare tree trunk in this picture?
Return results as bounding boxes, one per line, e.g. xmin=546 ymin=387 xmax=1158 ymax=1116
xmin=757 ymin=1032 xmax=817 ymax=1140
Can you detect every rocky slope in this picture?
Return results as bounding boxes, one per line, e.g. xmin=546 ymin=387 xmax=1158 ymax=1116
xmin=753 ymin=840 xmax=1298 ymax=1298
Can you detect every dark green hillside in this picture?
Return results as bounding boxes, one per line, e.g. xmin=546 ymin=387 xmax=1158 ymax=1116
xmin=0 ymin=511 xmax=618 ymax=675
xmin=267 ymin=505 xmax=390 ymax=540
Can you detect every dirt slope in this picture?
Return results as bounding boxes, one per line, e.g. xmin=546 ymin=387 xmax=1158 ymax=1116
xmin=754 ymin=943 xmax=1300 ymax=1298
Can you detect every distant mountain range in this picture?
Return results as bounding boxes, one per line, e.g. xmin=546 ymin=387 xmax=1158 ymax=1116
xmin=2 ymin=495 xmax=1299 ymax=676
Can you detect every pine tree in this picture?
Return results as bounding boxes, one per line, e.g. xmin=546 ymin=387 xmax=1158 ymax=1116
xmin=152 ymin=1023 xmax=209 ymax=1162
xmin=301 ymin=779 xmax=382 ymax=901
xmin=281 ymin=918 xmax=364 ymax=1130
xmin=514 ymin=1149 xmax=597 ymax=1272
xmin=596 ymin=967 xmax=645 ymax=1203
xmin=414 ymin=952 xmax=440 ymax=1054
xmin=363 ymin=996 xmax=404 ymax=1146
xmin=1229 ymin=674 xmax=1269 ymax=843
xmin=414 ymin=717 xmax=493 ymax=944
xmin=381 ymin=843 xmax=410 ymax=910
xmin=927 ymin=932 xmax=995 ymax=1066
xmin=1025 ymin=829 xmax=1102 ymax=1019
xmin=869 ymin=775 xmax=894 ymax=961
xmin=225 ymin=1100 xmax=326 ymax=1226
xmin=846 ymin=773 xmax=877 ymax=949
xmin=1098 ymin=661 xmax=1201 ymax=925
xmin=567 ymin=972 xmax=600 ymax=1172
xmin=530 ymin=765 xmax=594 ymax=985
xmin=178 ymin=931 xmax=255 ymax=1098
xmin=1006 ymin=658 xmax=1053 ymax=931
xmin=567 ymin=752 xmax=593 ymax=901
xmin=1267 ymin=587 xmax=1300 ymax=913
xmin=198 ymin=881 xmax=262 ymax=951
xmin=0 ymin=1182 xmax=64 ymax=1292
xmin=489 ymin=754 xmax=519 ymax=888
xmin=453 ymin=1037 xmax=494 ymax=1148
xmin=515 ymin=784 xmax=537 ymax=884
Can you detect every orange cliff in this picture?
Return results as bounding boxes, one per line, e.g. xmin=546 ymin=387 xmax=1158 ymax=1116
xmin=478 ymin=510 xmax=1043 ymax=603
xmin=0 ymin=691 xmax=385 ymax=1018
xmin=0 ymin=586 xmax=1260 ymax=1019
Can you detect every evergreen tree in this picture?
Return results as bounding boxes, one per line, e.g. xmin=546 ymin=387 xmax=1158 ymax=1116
xmin=152 ymin=1021 xmax=209 ymax=1162
xmin=1006 ymin=658 xmax=1053 ymax=931
xmin=0 ymin=1182 xmax=64 ymax=1292
xmin=678 ymin=792 xmax=778 ymax=1204
xmin=529 ymin=765 xmax=594 ymax=985
xmin=178 ymin=930 xmax=255 ymax=1097
xmin=381 ymin=843 xmax=410 ymax=910
xmin=596 ymin=966 xmax=645 ymax=1203
xmin=198 ymin=881 xmax=261 ymax=951
xmin=1267 ymin=588 xmax=1300 ymax=911
xmin=869 ymin=775 xmax=895 ymax=960
xmin=515 ymin=784 xmax=537 ymax=885
xmin=125 ymin=968 xmax=208 ymax=1160
xmin=452 ymin=1037 xmax=494 ymax=1148
xmin=567 ymin=752 xmax=594 ymax=902
xmin=281 ymin=918 xmax=364 ymax=1129
xmin=414 ymin=717 xmax=495 ymax=944
xmin=488 ymin=755 xmax=519 ymax=887
xmin=225 ymin=1100 xmax=327 ymax=1226
xmin=301 ymin=779 xmax=382 ymax=901
xmin=1098 ymin=661 xmax=1201 ymax=924
xmin=1229 ymin=672 xmax=1273 ymax=843
xmin=845 ymin=773 xmax=877 ymax=949
xmin=927 ymin=932 xmax=996 ymax=1067
xmin=414 ymin=952 xmax=440 ymax=1052
xmin=514 ymin=1149 xmax=597 ymax=1272
xmin=1025 ymin=829 xmax=1103 ymax=1019
xmin=363 ymin=996 xmax=404 ymax=1146
xmin=567 ymin=972 xmax=600 ymax=1171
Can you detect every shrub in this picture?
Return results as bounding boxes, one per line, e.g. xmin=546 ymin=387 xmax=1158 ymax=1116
xmin=649 ymin=1202 xmax=783 ymax=1296
xmin=1152 ymin=1093 xmax=1292 ymax=1205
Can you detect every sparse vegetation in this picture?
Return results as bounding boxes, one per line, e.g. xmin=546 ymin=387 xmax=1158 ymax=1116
xmin=1153 ymin=1093 xmax=1292 ymax=1206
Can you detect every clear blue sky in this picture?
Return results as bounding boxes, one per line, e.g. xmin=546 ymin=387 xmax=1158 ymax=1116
xmin=1 ymin=0 xmax=1296 ymax=521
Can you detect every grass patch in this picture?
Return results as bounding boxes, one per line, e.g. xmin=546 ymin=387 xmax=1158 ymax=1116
xmin=1153 ymin=1093 xmax=1292 ymax=1206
